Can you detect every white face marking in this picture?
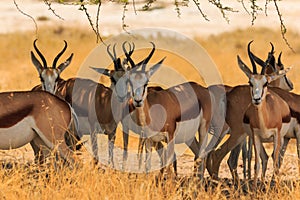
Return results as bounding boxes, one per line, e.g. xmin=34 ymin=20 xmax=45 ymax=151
xmin=129 ymin=72 xmax=149 ymax=107
xmin=249 ymin=75 xmax=268 ymax=105
xmin=174 ymin=113 xmax=201 ymax=144
xmin=41 ymin=69 xmax=59 ymax=94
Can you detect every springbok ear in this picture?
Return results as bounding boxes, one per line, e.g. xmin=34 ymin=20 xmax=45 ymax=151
xmin=90 ymin=67 xmax=111 ymax=77
xmin=57 ymin=53 xmax=73 ymax=73
xmin=31 ymin=51 xmax=43 ymax=74
xmin=267 ymin=67 xmax=291 ymax=83
xmin=277 ymin=67 xmax=291 ymax=75
xmin=237 ymin=55 xmax=252 ymax=78
xmin=146 ymin=57 xmax=166 ymax=78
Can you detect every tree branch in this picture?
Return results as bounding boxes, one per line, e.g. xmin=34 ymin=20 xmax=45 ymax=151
xmin=44 ymin=0 xmax=64 ymax=20
xmin=79 ymin=0 xmax=102 ymax=43
xmin=273 ymin=0 xmax=294 ymax=52
xmin=122 ymin=1 xmax=130 ymax=34
xmin=13 ymin=0 xmax=38 ymax=37
xmin=208 ymin=0 xmax=236 ymax=23
xmin=192 ymin=0 xmax=209 ymax=21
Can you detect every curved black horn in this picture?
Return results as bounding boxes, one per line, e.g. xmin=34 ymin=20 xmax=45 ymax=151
xmin=107 ymin=44 xmax=115 ymax=61
xmin=141 ymin=42 xmax=155 ymax=71
xmin=33 ymin=39 xmax=47 ymax=68
xmin=264 ymin=42 xmax=276 ymax=73
xmin=122 ymin=41 xmax=136 ymax=69
xmin=278 ymin=52 xmax=283 ymax=68
xmin=247 ymin=40 xmax=257 ymax=74
xmin=107 ymin=43 xmax=124 ymax=70
xmin=118 ymin=42 xmax=134 ymax=71
xmin=128 ymin=42 xmax=135 ymax=57
xmin=270 ymin=42 xmax=275 ymax=54
xmin=112 ymin=44 xmax=118 ymax=70
xmin=52 ymin=40 xmax=68 ymax=68
xmin=112 ymin=43 xmax=117 ymax=60
xmin=249 ymin=52 xmax=265 ymax=68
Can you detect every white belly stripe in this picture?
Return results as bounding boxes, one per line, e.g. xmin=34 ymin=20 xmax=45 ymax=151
xmin=244 ymin=122 xmax=291 ymax=142
xmin=122 ymin=111 xmax=201 ymax=144
xmin=174 ymin=114 xmax=201 ymax=143
xmin=0 ymin=116 xmax=36 ymax=149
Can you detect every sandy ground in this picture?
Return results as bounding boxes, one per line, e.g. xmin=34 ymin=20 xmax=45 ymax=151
xmin=0 ymin=0 xmax=300 ymax=180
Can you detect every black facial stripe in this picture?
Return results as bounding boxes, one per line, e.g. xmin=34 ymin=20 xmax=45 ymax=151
xmin=263 ymin=82 xmax=268 ymax=88
xmin=284 ymin=75 xmax=293 ymax=89
xmin=110 ymin=77 xmax=117 ymax=85
xmin=261 ymin=89 xmax=264 ymax=99
xmin=143 ymin=84 xmax=148 ymax=94
xmin=39 ymin=76 xmax=45 ymax=83
xmin=129 ymin=81 xmax=134 ymax=94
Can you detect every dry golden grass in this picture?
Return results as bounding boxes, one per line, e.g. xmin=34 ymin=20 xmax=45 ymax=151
xmin=0 ymin=159 xmax=300 ymax=200
xmin=0 ymin=26 xmax=300 ymax=199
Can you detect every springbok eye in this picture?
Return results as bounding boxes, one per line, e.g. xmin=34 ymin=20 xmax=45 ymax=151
xmin=248 ymin=81 xmax=253 ymax=87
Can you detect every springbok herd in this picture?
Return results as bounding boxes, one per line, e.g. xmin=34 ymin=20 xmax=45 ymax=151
xmin=0 ymin=39 xmax=299 ymax=189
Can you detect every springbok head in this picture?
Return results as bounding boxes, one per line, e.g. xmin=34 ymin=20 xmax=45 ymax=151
xmin=248 ymin=42 xmax=293 ymax=91
xmin=123 ymin=42 xmax=166 ymax=107
xmin=238 ymin=41 xmax=290 ymax=105
xmin=31 ymin=39 xmax=73 ymax=94
xmin=90 ymin=43 xmax=135 ymax=102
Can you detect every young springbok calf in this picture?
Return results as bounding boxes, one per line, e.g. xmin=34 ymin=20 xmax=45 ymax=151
xmin=0 ymin=90 xmax=77 ymax=166
xmin=238 ymin=42 xmax=291 ymax=188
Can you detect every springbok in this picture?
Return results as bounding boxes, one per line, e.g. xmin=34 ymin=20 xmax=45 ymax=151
xmin=248 ymin=49 xmax=300 ymax=176
xmin=206 ymin=42 xmax=294 ymax=185
xmin=31 ymin=40 xmax=131 ymax=166
xmin=123 ymin=42 xmax=226 ymax=176
xmin=0 ymin=90 xmax=77 ymax=166
xmin=226 ymin=44 xmax=292 ymax=182
xmin=267 ymin=87 xmax=300 ymax=174
xmin=94 ymin=42 xmax=168 ymax=170
xmin=237 ymin=43 xmax=291 ymax=188
xmin=240 ymin=48 xmax=295 ymax=181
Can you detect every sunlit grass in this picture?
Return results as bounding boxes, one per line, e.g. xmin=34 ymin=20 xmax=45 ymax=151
xmin=0 ymin=159 xmax=299 ymax=199
xmin=0 ymin=26 xmax=300 ymax=199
